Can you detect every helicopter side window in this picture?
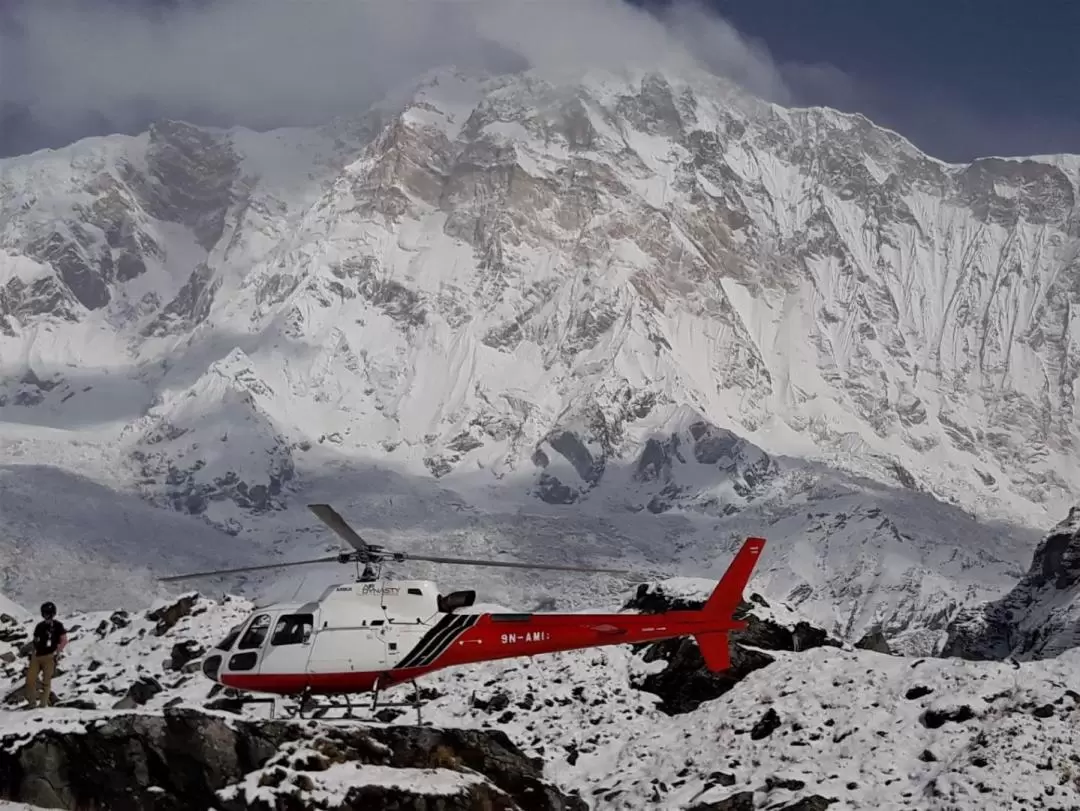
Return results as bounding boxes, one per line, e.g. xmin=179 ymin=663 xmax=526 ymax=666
xmin=270 ymin=613 xmax=314 ymax=646
xmin=238 ymin=614 xmax=271 ymax=650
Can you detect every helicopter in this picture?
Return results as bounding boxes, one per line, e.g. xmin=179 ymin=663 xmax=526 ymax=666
xmin=160 ymin=504 xmax=766 ymax=720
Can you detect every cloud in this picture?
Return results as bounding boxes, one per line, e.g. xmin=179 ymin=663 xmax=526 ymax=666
xmin=1 ymin=0 xmax=792 ymax=151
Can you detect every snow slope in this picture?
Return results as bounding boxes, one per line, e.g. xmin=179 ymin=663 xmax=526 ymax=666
xmin=0 ymin=462 xmax=270 ymax=612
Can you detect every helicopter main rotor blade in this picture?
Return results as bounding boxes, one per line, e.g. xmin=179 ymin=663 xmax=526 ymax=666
xmin=308 ymin=503 xmax=380 ymax=561
xmin=158 ymin=554 xmax=347 ymax=583
xmin=390 ymin=551 xmax=643 ymax=577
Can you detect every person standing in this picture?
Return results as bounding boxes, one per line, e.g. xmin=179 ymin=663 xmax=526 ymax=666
xmin=25 ymin=601 xmax=67 ymax=708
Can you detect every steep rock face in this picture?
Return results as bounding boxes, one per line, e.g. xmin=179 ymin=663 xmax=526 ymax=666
xmin=0 ymin=708 xmax=585 ymax=811
xmin=123 ymin=348 xmax=296 ymax=519
xmin=942 ymin=507 xmax=1080 ymax=660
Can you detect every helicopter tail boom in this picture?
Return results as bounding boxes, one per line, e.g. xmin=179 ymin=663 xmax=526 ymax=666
xmin=377 ymin=536 xmax=767 ymax=683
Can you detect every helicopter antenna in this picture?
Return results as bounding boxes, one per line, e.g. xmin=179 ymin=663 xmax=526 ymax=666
xmin=157 ymin=502 xmax=650 ymax=584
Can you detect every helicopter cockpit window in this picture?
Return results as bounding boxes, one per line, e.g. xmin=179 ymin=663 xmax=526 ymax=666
xmin=270 ymin=613 xmax=314 ymax=646
xmin=214 ymin=626 xmax=242 ymax=652
xmin=238 ymin=614 xmax=271 ymax=650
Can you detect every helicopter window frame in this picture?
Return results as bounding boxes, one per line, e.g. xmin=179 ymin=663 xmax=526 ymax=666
xmin=270 ymin=613 xmax=314 ymax=646
xmin=237 ymin=613 xmax=272 ymax=650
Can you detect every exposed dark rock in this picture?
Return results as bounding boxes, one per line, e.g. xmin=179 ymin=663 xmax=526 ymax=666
xmin=750 ymin=708 xmax=781 ymax=740
xmin=854 ymin=628 xmax=892 ymax=655
xmin=0 ymin=616 xmax=26 ymax=644
xmin=134 ymin=120 xmax=240 ymax=251
xmin=942 ymin=506 xmax=1080 ymax=660
xmin=168 ymin=640 xmax=205 ymax=671
xmin=626 ymin=419 xmax=778 ymax=515
xmin=113 ymin=676 xmax=164 ymax=709
xmin=1032 ymin=703 xmax=1055 ymax=719
xmin=0 ymin=708 xmax=585 ymax=811
xmin=143 ymin=263 xmax=220 ymax=337
xmin=687 ymin=789 xmax=754 ymax=810
xmin=146 ymin=594 xmax=197 ymax=636
xmin=775 ymin=796 xmax=838 ymax=811
xmin=534 ymin=472 xmax=579 ymax=505
xmin=546 ymin=430 xmax=602 ymax=486
xmin=26 ymin=230 xmax=111 ymax=311
xmin=919 ymin=705 xmax=975 ymax=729
xmin=765 ymin=776 xmax=805 ymax=792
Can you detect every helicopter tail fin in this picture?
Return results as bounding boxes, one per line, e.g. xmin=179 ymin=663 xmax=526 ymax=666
xmin=693 ymin=537 xmax=766 ymax=672
xmin=693 ymin=631 xmax=732 ymax=671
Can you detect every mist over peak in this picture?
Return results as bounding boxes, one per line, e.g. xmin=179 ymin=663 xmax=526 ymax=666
xmin=0 ymin=0 xmax=791 ymax=156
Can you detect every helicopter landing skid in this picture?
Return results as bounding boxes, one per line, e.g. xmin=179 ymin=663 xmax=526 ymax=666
xmin=279 ymin=681 xmax=429 ymax=725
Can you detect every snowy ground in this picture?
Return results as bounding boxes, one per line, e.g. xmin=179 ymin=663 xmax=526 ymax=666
xmin=1 ymin=591 xmax=1078 ymax=810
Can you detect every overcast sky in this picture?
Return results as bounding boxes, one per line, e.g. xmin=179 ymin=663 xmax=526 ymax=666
xmin=1 ymin=0 xmax=1076 ymax=162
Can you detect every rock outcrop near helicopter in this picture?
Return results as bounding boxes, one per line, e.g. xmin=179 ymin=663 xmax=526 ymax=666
xmin=0 ymin=707 xmax=586 ymax=811
xmin=624 ymin=583 xmax=843 ymax=714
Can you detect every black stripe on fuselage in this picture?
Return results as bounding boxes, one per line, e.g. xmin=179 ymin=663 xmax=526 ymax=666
xmin=393 ymin=613 xmax=458 ymax=669
xmin=402 ymin=614 xmax=475 ymax=668
xmin=394 ymin=613 xmax=478 ymax=669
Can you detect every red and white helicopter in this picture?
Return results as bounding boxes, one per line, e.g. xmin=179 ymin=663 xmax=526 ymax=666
xmin=161 ymin=504 xmax=766 ymax=719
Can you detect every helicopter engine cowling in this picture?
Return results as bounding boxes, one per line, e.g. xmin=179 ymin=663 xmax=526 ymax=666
xmin=437 ymin=590 xmax=476 ymax=613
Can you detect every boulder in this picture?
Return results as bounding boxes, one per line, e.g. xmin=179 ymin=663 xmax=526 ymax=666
xmin=168 ymin=640 xmax=205 ymax=671
xmin=146 ymin=594 xmax=197 ymax=637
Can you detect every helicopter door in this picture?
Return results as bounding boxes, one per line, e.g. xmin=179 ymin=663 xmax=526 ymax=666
xmin=258 ymin=612 xmax=316 ymax=677
xmin=307 ymin=614 xmax=388 ymax=674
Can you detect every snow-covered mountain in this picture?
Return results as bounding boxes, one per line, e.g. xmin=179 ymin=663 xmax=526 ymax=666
xmin=2 ymin=64 xmax=1079 ymax=642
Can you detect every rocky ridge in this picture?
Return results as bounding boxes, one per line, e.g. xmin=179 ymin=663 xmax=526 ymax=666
xmin=0 ymin=709 xmax=582 ymax=811
xmin=943 ymin=506 xmax=1080 ymax=661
